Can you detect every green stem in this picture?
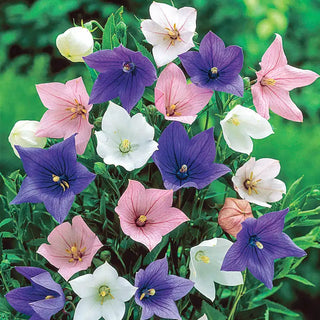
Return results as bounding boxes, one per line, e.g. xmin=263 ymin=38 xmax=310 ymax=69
xmin=91 ymin=20 xmax=104 ymax=32
xmin=0 ymin=270 xmax=10 ymax=292
xmin=204 ymin=109 xmax=210 ymax=130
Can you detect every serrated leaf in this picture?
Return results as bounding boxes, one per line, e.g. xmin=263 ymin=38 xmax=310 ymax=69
xmin=202 ymin=301 xmax=226 ymax=320
xmin=285 ymin=274 xmax=315 ymax=287
xmin=281 ymin=176 xmax=303 ymax=209
xmin=102 ymin=14 xmax=116 ymax=50
xmin=112 ymin=33 xmax=120 ymax=48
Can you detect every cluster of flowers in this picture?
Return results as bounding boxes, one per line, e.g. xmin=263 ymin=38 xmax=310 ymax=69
xmin=6 ymin=2 xmax=319 ymax=320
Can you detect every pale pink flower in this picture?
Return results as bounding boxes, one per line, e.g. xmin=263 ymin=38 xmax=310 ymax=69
xmin=155 ymin=63 xmax=212 ymax=124
xmin=37 ymin=215 xmax=103 ymax=281
xmin=115 ymin=180 xmax=189 ymax=251
xmin=252 ymin=34 xmax=319 ymax=122
xmin=36 ymin=77 xmax=93 ymax=154
xmin=141 ymin=2 xmax=197 ymax=67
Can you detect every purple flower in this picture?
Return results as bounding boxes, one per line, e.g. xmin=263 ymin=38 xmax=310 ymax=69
xmin=221 ymin=208 xmax=307 ymax=289
xmin=135 ymin=257 xmax=194 ymax=320
xmin=83 ymin=45 xmax=157 ymax=112
xmin=179 ymin=31 xmax=244 ymax=96
xmin=152 ymin=122 xmax=230 ymax=191
xmin=10 ymin=135 xmax=96 ymax=224
xmin=5 ymin=267 xmax=65 ymax=319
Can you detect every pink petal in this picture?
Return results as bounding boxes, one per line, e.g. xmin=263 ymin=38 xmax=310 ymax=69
xmin=66 ymin=77 xmax=92 ymax=111
xmin=260 ymin=34 xmax=287 ymax=73
xmin=251 ymin=83 xmax=270 ymax=119
xmin=72 ymin=118 xmax=93 ymax=155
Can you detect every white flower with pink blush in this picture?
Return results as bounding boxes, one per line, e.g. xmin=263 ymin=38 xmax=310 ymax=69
xmin=232 ymin=158 xmax=286 ymax=207
xmin=141 ymin=2 xmax=197 ymax=67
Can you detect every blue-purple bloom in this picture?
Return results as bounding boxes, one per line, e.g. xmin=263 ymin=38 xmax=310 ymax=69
xmin=179 ymin=31 xmax=244 ymax=97
xmin=221 ymin=208 xmax=307 ymax=289
xmin=135 ymin=257 xmax=194 ymax=320
xmin=5 ymin=267 xmax=65 ymax=319
xmin=83 ymin=45 xmax=157 ymax=112
xmin=152 ymin=122 xmax=230 ymax=191
xmin=10 ymin=135 xmax=95 ymax=224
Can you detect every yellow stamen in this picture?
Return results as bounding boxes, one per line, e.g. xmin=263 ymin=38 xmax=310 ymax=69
xmin=45 ymin=295 xmax=55 ymax=300
xmin=261 ymin=78 xmax=276 ymax=86
xmin=119 ymin=139 xmax=131 ymax=153
xmin=140 ymin=288 xmax=156 ymax=300
xmin=180 ymin=164 xmax=188 ymax=173
xmin=195 ymin=250 xmax=210 ymax=264
xmin=138 ymin=215 xmax=147 ymax=223
xmin=66 ymin=99 xmax=87 ymax=120
xmin=99 ymin=286 xmax=114 ymax=305
xmin=231 ymin=116 xmax=240 ymax=126
xmin=244 ymin=171 xmax=261 ymax=195
xmin=66 ymin=244 xmax=86 ymax=263
xmin=166 ymin=104 xmax=182 ymax=117
xmin=52 ymin=174 xmax=60 ymax=182
xmin=165 ymin=23 xmax=181 ymax=45
xmin=256 ymin=241 xmax=264 ymax=249
xmin=200 ymin=255 xmax=210 ymax=264
xmin=211 ymin=67 xmax=218 ymax=74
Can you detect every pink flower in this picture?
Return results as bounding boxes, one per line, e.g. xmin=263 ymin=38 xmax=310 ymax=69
xmin=155 ymin=63 xmax=212 ymax=124
xmin=218 ymin=198 xmax=253 ymax=238
xmin=252 ymin=34 xmax=319 ymax=122
xmin=36 ymin=77 xmax=93 ymax=154
xmin=37 ymin=215 xmax=103 ymax=281
xmin=115 ymin=180 xmax=189 ymax=251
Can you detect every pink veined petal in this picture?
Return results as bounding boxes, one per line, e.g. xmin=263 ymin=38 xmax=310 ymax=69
xmin=141 ymin=19 xmax=168 ymax=46
xmin=154 ymin=88 xmax=167 ymax=116
xmin=165 ymin=114 xmax=196 ymax=124
xmin=72 ymin=117 xmax=93 ymax=155
xmin=66 ymin=77 xmax=92 ymax=111
xmin=253 ymin=158 xmax=281 ymax=180
xmin=149 ymin=2 xmax=179 ymax=29
xmin=143 ymin=188 xmax=174 ymax=217
xmin=264 ymin=85 xmax=303 ymax=122
xmin=251 ymin=82 xmax=270 ymax=119
xmin=260 ymin=33 xmax=287 ymax=73
xmin=176 ymin=7 xmax=197 ymax=32
xmin=268 ymin=64 xmax=319 ymax=91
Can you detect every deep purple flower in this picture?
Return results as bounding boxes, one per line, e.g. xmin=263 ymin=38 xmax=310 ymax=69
xmin=179 ymin=31 xmax=244 ymax=96
xmin=83 ymin=45 xmax=157 ymax=112
xmin=10 ymin=135 xmax=96 ymax=224
xmin=221 ymin=208 xmax=307 ymax=289
xmin=135 ymin=257 xmax=194 ymax=320
xmin=5 ymin=267 xmax=65 ymax=319
xmin=152 ymin=122 xmax=230 ymax=191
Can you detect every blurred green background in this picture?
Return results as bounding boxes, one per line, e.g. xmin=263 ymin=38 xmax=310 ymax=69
xmin=0 ymin=0 xmax=319 ymax=318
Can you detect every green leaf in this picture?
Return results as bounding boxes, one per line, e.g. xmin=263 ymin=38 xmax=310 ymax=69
xmin=131 ymin=34 xmax=156 ymax=67
xmin=252 ymin=284 xmax=283 ymax=302
xmin=281 ymin=175 xmax=303 ymax=210
xmin=285 ymin=274 xmax=315 ymax=287
xmin=143 ymin=87 xmax=155 ymax=103
xmin=143 ymin=235 xmax=169 ymax=265
xmin=132 ymin=255 xmax=142 ymax=274
xmin=202 ymin=301 xmax=226 ymax=320
xmin=0 ymin=218 xmax=12 ymax=229
xmin=112 ymin=34 xmax=120 ymax=48
xmin=102 ymin=14 xmax=116 ymax=50
xmin=237 ymin=305 xmax=268 ymax=320
xmin=0 ymin=232 xmax=15 ymax=238
xmin=263 ymin=300 xmax=300 ymax=317
xmin=215 ymin=91 xmax=223 ymax=114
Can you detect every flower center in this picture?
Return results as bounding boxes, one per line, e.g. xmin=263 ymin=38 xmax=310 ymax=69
xmin=135 ymin=215 xmax=147 ymax=227
xmin=208 ymin=67 xmax=219 ymax=80
xmin=122 ymin=62 xmax=136 ymax=73
xmin=195 ymin=250 xmax=210 ymax=264
xmin=98 ymin=285 xmax=114 ymax=304
xmin=65 ymin=243 xmax=86 ymax=263
xmin=230 ymin=115 xmax=240 ymax=126
xmin=176 ymin=164 xmax=188 ymax=180
xmin=119 ymin=139 xmax=131 ymax=153
xmin=66 ymin=99 xmax=87 ymax=120
xmin=45 ymin=295 xmax=55 ymax=300
xmin=140 ymin=288 xmax=156 ymax=300
xmin=166 ymin=104 xmax=182 ymax=117
xmin=165 ymin=23 xmax=181 ymax=45
xmin=243 ymin=172 xmax=261 ymax=195
xmin=52 ymin=174 xmax=70 ymax=192
xmin=261 ymin=77 xmax=276 ymax=86
xmin=249 ymin=235 xmax=264 ymax=249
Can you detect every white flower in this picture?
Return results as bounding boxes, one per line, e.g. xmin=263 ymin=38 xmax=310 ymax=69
xmin=56 ymin=26 xmax=94 ymax=62
xmin=190 ymin=238 xmax=243 ymax=302
xmin=8 ymin=120 xmax=47 ymax=158
xmin=70 ymin=261 xmax=136 ymax=320
xmin=95 ymin=102 xmax=158 ymax=171
xmin=198 ymin=315 xmax=208 ymax=320
xmin=141 ymin=1 xmax=196 ymax=67
xmin=220 ymin=105 xmax=273 ymax=154
xmin=232 ymin=157 xmax=286 ymax=207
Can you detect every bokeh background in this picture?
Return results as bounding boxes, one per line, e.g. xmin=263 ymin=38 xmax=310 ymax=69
xmin=0 ymin=0 xmax=319 ymax=319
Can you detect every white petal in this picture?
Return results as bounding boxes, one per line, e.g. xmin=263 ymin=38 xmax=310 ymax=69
xmin=101 ymin=299 xmax=126 ymax=320
xmin=95 ymin=131 xmax=119 ymax=159
xmin=73 ymin=297 xmax=102 ymax=320
xmin=129 ymin=113 xmax=155 ymax=143
xmin=176 ymin=7 xmax=197 ymax=32
xmin=69 ymin=274 xmax=97 ymax=298
xmin=101 ymin=102 xmax=130 ymax=133
xmin=257 ymin=179 xmax=286 ymax=202
xmin=198 ymin=315 xmax=208 ymax=320
xmin=111 ymin=277 xmax=137 ymax=302
xmin=128 ymin=141 xmax=158 ymax=168
xmin=149 ymin=2 xmax=179 ymax=29
xmin=253 ymin=158 xmax=281 ymax=180
xmin=92 ymin=261 xmax=119 ymax=285
xmin=141 ymin=19 xmax=168 ymax=46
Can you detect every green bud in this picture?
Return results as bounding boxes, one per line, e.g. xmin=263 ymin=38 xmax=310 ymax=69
xmin=100 ymin=250 xmax=112 ymax=262
xmin=94 ymin=116 xmax=102 ymax=130
xmin=116 ymin=21 xmax=127 ymax=41
xmin=94 ymin=162 xmax=107 ymax=176
xmin=1 ymin=259 xmax=10 ymax=269
xmin=84 ymin=21 xmax=93 ymax=31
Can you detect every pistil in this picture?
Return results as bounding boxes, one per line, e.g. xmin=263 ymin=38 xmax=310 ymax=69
xmin=98 ymin=285 xmax=114 ymax=305
xmin=195 ymin=250 xmax=210 ymax=264
xmin=136 ymin=215 xmax=147 ymax=227
xmin=176 ymin=164 xmax=188 ymax=180
xmin=208 ymin=67 xmax=219 ymax=79
xmin=261 ymin=78 xmax=276 ymax=86
xmin=243 ymin=172 xmax=261 ymax=195
xmin=165 ymin=23 xmax=181 ymax=45
xmin=66 ymin=243 xmax=86 ymax=263
xmin=140 ymin=288 xmax=156 ymax=300
xmin=52 ymin=174 xmax=70 ymax=192
xmin=166 ymin=104 xmax=182 ymax=117
xmin=66 ymin=99 xmax=87 ymax=120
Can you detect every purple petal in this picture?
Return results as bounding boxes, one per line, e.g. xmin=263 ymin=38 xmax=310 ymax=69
xmin=15 ymin=267 xmax=46 ymax=281
xmin=221 ymin=240 xmax=249 ymax=272
xmin=30 ymin=297 xmax=65 ymax=320
xmin=69 ymin=162 xmax=95 ymax=194
xmin=219 ymin=45 xmax=244 ymax=77
xmin=140 ymin=257 xmax=169 ymax=288
xmin=212 ymin=75 xmax=244 ymax=97
xmin=139 ymin=300 xmax=155 ymax=320
xmin=163 ymin=275 xmax=194 ymax=301
xmin=10 ymin=177 xmax=43 ymax=205
xmin=150 ymin=298 xmax=181 ymax=320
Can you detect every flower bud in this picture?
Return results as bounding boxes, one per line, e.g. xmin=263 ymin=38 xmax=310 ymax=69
xmin=218 ymin=198 xmax=253 ymax=237
xmin=8 ymin=121 xmax=47 ymax=158
xmin=56 ymin=26 xmax=94 ymax=62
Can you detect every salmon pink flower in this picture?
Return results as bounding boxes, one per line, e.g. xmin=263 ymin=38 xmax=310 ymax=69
xmin=155 ymin=63 xmax=212 ymax=124
xmin=36 ymin=77 xmax=93 ymax=155
xmin=37 ymin=216 xmax=103 ymax=281
xmin=115 ymin=180 xmax=189 ymax=251
xmin=141 ymin=2 xmax=197 ymax=67
xmin=218 ymin=198 xmax=253 ymax=237
xmin=252 ymin=34 xmax=319 ymax=122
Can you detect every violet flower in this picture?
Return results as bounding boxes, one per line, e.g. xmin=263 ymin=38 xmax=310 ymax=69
xmin=83 ymin=45 xmax=157 ymax=112
xmin=10 ymin=135 xmax=96 ymax=224
xmin=179 ymin=31 xmax=244 ymax=96
xmin=135 ymin=257 xmax=194 ymax=320
xmin=221 ymin=208 xmax=307 ymax=289
xmin=152 ymin=122 xmax=230 ymax=191
xmin=5 ymin=267 xmax=65 ymax=319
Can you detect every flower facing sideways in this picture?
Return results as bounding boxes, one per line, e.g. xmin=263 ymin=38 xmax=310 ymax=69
xmin=37 ymin=215 xmax=103 ymax=281
xmin=115 ymin=180 xmax=189 ymax=251
xmin=10 ymin=135 xmax=96 ymax=223
xmin=70 ymin=261 xmax=136 ymax=320
xmin=189 ymin=238 xmax=243 ymax=301
xmin=84 ymin=45 xmax=157 ymax=112
xmin=220 ymin=105 xmax=273 ymax=154
xmin=179 ymin=31 xmax=244 ymax=96
xmin=36 ymin=77 xmax=93 ymax=155
xmin=155 ymin=63 xmax=212 ymax=124
xmin=221 ymin=209 xmax=307 ymax=289
xmin=141 ymin=1 xmax=197 ymax=67
xmin=5 ymin=267 xmax=65 ymax=319
xmin=251 ymin=34 xmax=319 ymax=122
xmin=135 ymin=257 xmax=194 ymax=320
xmin=232 ymin=157 xmax=286 ymax=207
xmin=95 ymin=102 xmax=158 ymax=171
xmin=152 ymin=122 xmax=230 ymax=191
